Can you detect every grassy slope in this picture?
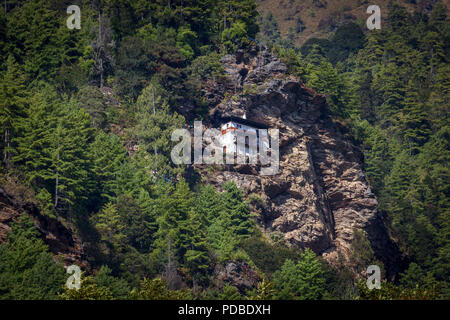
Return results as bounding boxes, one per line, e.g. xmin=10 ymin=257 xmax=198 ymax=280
xmin=256 ymin=0 xmax=450 ymax=45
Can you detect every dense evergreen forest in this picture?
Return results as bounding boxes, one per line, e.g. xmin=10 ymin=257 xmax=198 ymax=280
xmin=0 ymin=0 xmax=448 ymax=300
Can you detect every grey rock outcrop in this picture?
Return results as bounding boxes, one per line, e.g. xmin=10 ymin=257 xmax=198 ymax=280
xmin=199 ymin=46 xmax=402 ymax=278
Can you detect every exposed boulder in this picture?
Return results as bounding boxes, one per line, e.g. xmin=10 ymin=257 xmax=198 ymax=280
xmin=216 ymin=261 xmax=261 ymax=293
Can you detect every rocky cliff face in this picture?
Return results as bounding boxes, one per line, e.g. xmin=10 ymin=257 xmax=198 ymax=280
xmin=0 ymin=45 xmax=402 ymax=280
xmin=198 ymin=46 xmax=402 ymax=278
xmin=0 ymin=181 xmax=87 ymax=268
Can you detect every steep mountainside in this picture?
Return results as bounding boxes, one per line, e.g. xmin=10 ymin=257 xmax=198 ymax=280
xmin=257 ymin=0 xmax=450 ymax=45
xmin=198 ymin=45 xmax=402 ymax=278
xmin=0 ymin=181 xmax=87 ymax=268
xmin=0 ymin=0 xmax=447 ymax=300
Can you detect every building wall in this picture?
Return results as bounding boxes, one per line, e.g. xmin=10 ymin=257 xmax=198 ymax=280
xmin=220 ymin=121 xmax=270 ymax=158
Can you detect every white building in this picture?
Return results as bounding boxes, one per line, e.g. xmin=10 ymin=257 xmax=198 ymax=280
xmin=219 ymin=116 xmax=269 ymax=161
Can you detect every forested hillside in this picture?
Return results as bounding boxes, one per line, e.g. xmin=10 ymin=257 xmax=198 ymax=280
xmin=0 ymin=0 xmax=448 ymax=300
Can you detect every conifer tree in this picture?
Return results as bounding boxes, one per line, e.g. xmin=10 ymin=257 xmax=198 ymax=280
xmin=76 ymin=86 xmax=109 ymax=129
xmin=90 ymin=131 xmax=129 ymax=202
xmin=91 ymin=202 xmax=127 ymax=256
xmin=0 ymin=55 xmax=26 ymax=166
xmin=372 ymin=63 xmax=406 ymax=128
xmin=272 ymin=249 xmax=326 ymax=300
xmin=184 ymin=210 xmax=210 ymax=285
xmin=220 ymin=181 xmax=253 ymax=239
xmin=6 ymin=0 xmax=78 ymax=81
xmin=50 ymin=103 xmax=94 ymax=210
xmin=206 ymin=182 xmax=253 ymax=260
xmin=0 ymin=214 xmax=66 ymax=299
xmin=95 ymin=265 xmax=130 ymax=300
xmin=195 ymin=185 xmax=224 ymax=224
xmin=133 ymin=83 xmax=185 ymax=178
xmin=60 ymin=275 xmax=114 ymax=300
xmin=154 ymin=179 xmax=194 ymax=265
xmin=398 ymin=80 xmax=431 ymax=154
xmin=306 ymin=59 xmax=355 ymax=117
xmin=12 ymin=89 xmax=93 ymax=213
xmin=260 ymin=11 xmax=280 ymax=44
xmin=428 ymin=64 xmax=450 ymax=130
